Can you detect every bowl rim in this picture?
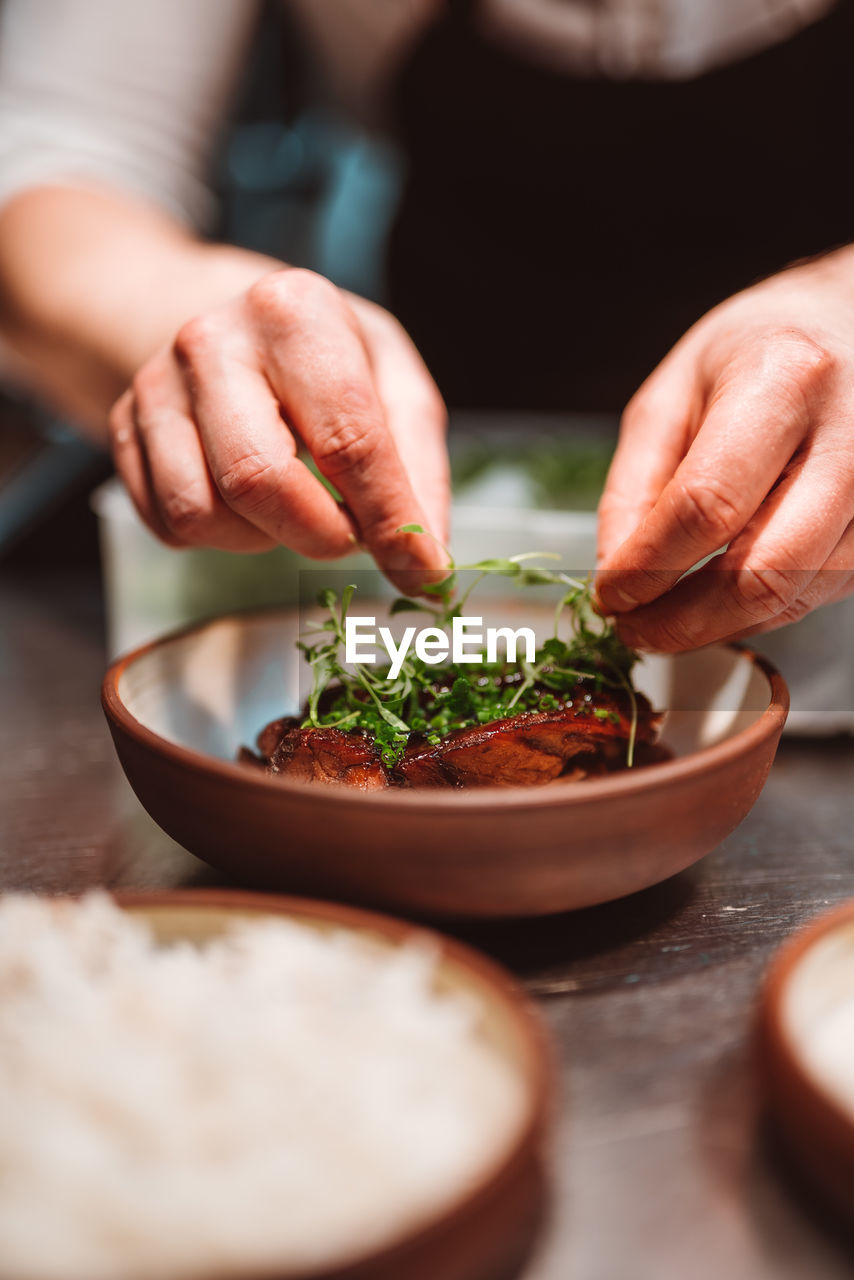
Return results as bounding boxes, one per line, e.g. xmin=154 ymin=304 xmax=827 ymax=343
xmin=108 ymin=886 xmax=552 ymax=1280
xmin=102 ymin=605 xmax=790 ymax=811
xmin=759 ymin=899 xmax=854 ymax=1166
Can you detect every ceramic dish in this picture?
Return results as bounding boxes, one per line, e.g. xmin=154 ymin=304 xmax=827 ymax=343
xmin=759 ymin=901 xmax=854 ymax=1220
xmin=112 ymin=888 xmax=550 ymax=1280
xmin=102 ymin=605 xmax=789 ymax=918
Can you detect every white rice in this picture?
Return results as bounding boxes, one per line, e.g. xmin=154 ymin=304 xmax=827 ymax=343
xmin=798 ymin=994 xmax=854 ymax=1117
xmin=0 ymin=893 xmax=525 ymax=1280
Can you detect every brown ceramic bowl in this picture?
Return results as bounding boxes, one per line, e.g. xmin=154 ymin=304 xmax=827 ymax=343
xmin=102 ymin=606 xmax=789 ymax=918
xmin=113 ymin=888 xmax=550 ymax=1280
xmin=759 ymin=901 xmax=854 ymax=1220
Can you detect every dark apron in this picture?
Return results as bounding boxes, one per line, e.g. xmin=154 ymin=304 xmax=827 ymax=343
xmin=387 ymin=0 xmax=854 ymax=411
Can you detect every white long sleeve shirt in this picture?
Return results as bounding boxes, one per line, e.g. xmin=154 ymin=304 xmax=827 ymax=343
xmin=0 ymin=0 xmax=836 ymax=229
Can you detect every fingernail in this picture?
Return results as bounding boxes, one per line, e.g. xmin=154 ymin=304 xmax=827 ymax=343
xmin=599 ymin=584 xmax=642 ymax=613
xmin=383 ymin=554 xmax=437 ymax=591
xmin=617 ymin=626 xmax=656 ymax=653
xmin=390 ymin=552 xmax=426 ymax=578
xmin=407 ymin=555 xmax=450 ymax=586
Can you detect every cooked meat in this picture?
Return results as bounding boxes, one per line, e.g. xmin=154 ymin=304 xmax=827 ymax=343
xmin=267 ymin=726 xmax=389 ymax=790
xmin=257 ymin=717 xmax=290 ymax=760
xmin=245 ymin=684 xmax=663 ymax=789
xmin=394 ymin=687 xmax=658 ymax=788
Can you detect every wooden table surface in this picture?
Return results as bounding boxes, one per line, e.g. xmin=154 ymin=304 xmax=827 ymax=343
xmin=3 ymin=549 xmax=854 ymax=1280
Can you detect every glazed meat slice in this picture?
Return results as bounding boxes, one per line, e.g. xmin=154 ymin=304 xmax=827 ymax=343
xmin=394 ymin=689 xmax=659 ymax=788
xmin=246 ymin=684 xmax=663 ymax=789
xmin=257 ymin=717 xmax=290 ymax=761
xmin=268 ymin=726 xmax=389 ymax=790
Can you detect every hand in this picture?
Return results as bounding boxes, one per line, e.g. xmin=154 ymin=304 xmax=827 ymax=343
xmin=108 ymin=268 xmax=449 ymax=589
xmin=595 ymin=252 xmax=854 ymax=650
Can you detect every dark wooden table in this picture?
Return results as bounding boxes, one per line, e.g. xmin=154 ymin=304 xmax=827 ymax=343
xmin=2 ymin=551 xmax=854 ymax=1280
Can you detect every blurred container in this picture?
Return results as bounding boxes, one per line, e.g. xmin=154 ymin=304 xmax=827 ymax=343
xmin=91 ymin=478 xmax=854 ymax=735
xmin=92 ymin=479 xmax=316 ymax=656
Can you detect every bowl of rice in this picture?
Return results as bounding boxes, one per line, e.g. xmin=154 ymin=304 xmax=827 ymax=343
xmin=0 ymin=888 xmax=550 ymax=1280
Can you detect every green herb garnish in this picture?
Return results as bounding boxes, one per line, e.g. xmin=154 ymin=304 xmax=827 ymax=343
xmin=298 ymin=527 xmax=639 ymax=769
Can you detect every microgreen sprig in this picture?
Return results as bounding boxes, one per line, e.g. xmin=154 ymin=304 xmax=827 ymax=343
xmin=298 ymin=526 xmax=640 ymax=768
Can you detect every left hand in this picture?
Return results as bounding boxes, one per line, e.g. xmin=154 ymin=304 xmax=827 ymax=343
xmin=595 ymin=251 xmax=854 ymax=650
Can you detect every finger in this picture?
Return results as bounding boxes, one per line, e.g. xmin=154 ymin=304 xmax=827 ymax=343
xmin=726 ymin=524 xmax=854 ymax=641
xmin=108 ymin=389 xmax=181 ymax=547
xmin=350 ymin=298 xmax=451 ymax=545
xmin=247 ymin=271 xmax=448 ymax=589
xmin=614 ymin=563 xmax=816 ymax=653
xmin=727 ymin=573 xmax=854 ymax=641
xmin=597 ymin=332 xmax=832 ymax=616
xmin=131 ymin=367 xmax=276 ymax=554
xmin=596 ymin=349 xmax=701 ymax=567
xmin=612 ymin=447 xmax=854 ymax=651
xmin=172 ymin=310 xmax=359 ymax=560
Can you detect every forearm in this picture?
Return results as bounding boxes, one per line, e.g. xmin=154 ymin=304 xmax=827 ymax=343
xmin=0 ymin=184 xmax=280 ymax=441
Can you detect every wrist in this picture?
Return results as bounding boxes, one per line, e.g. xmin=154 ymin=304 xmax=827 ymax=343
xmin=0 ymin=184 xmax=286 ymax=434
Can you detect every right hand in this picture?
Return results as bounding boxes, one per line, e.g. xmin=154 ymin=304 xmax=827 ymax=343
xmin=108 ymin=268 xmax=450 ymax=589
